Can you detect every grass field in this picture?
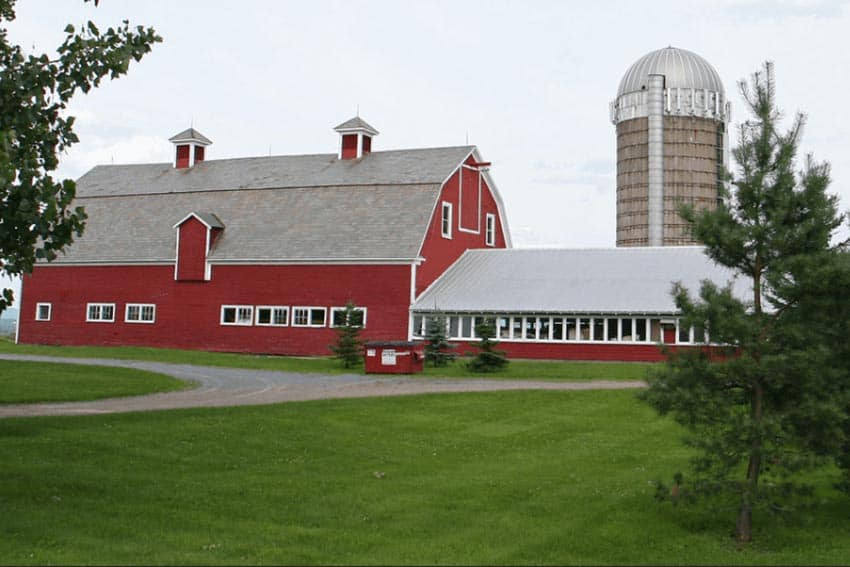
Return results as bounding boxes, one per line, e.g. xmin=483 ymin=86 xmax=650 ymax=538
xmin=0 ymin=338 xmax=655 ymax=381
xmin=1 ymin=390 xmax=848 ymax=565
xmin=0 ymin=360 xmax=189 ymax=404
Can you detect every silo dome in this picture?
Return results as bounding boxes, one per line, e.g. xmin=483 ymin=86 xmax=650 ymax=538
xmin=610 ymin=46 xmax=729 ymax=124
xmin=617 ymin=46 xmax=725 ymax=98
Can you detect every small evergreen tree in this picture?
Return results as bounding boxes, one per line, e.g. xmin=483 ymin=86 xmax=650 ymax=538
xmin=330 ymin=301 xmax=364 ymax=368
xmin=424 ymin=313 xmax=456 ymax=367
xmin=467 ymin=318 xmax=508 ymax=372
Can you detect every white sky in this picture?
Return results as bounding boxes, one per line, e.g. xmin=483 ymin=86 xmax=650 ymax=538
xmin=3 ymin=0 xmax=850 ymax=306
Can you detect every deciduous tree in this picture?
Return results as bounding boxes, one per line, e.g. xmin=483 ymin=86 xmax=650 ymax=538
xmin=0 ymin=0 xmax=160 ymax=313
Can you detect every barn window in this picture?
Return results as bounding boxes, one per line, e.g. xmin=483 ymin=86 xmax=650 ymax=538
xmin=539 ymin=317 xmax=551 ymax=340
xmin=125 ymin=304 xmax=156 ymax=324
xmin=86 ymin=303 xmax=115 ymax=323
xmin=552 ymin=317 xmax=564 ymax=340
xmin=331 ymin=307 xmax=366 ymax=328
xmin=621 ymin=318 xmax=634 ymax=341
xmin=221 ymin=305 xmax=254 ymax=326
xmin=441 ymin=202 xmax=453 ymax=239
xmin=293 ymin=307 xmax=326 ymax=327
xmin=485 ymin=214 xmax=496 ymax=246
xmin=606 ymin=318 xmax=620 ymax=341
xmin=256 ymin=306 xmax=289 ymax=326
xmin=592 ymin=318 xmax=605 ymax=341
xmin=565 ymin=318 xmax=577 ymax=340
xmin=35 ymin=303 xmax=52 ymax=321
xmin=635 ymin=318 xmax=648 ymax=342
xmin=497 ymin=317 xmax=510 ymax=339
xmin=412 ymin=315 xmax=424 ymax=337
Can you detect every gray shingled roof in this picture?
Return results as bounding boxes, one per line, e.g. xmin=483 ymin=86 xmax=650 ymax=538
xmin=76 ymin=146 xmax=473 ymax=198
xmin=53 ymin=146 xmax=481 ymax=264
xmin=413 ymin=247 xmax=751 ymax=314
xmin=168 ymin=128 xmax=213 ymax=145
xmin=56 ymin=184 xmax=443 ymax=263
xmin=333 ymin=116 xmax=379 ymax=135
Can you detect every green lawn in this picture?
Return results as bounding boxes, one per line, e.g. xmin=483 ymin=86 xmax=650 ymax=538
xmin=0 ymin=360 xmax=189 ymax=404
xmin=1 ymin=390 xmax=847 ymax=565
xmin=0 ymin=337 xmax=655 ymax=381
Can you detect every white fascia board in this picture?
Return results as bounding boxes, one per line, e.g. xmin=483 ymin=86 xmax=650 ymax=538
xmin=208 ymin=257 xmax=419 ymax=266
xmin=37 ymin=260 xmax=176 ymax=266
xmin=173 ymin=212 xmax=217 ymax=230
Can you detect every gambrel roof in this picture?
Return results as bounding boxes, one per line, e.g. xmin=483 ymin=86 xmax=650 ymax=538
xmin=54 ymin=146 xmax=491 ymax=264
xmin=413 ymin=247 xmax=751 ymax=315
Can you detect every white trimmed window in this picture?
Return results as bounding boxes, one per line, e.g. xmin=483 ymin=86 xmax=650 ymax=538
xmin=125 ymin=304 xmax=156 ymax=324
xmin=485 ymin=213 xmax=496 ymax=246
xmin=331 ymin=306 xmax=367 ymax=328
xmin=441 ymin=202 xmax=453 ymax=239
xmin=293 ymin=307 xmax=326 ymax=327
xmin=256 ymin=306 xmax=289 ymax=326
xmin=35 ymin=303 xmax=52 ymax=321
xmin=86 ymin=303 xmax=115 ymax=323
xmin=221 ymin=305 xmax=254 ymax=326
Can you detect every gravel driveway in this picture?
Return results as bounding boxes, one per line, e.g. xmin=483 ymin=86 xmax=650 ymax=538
xmin=0 ymin=354 xmax=646 ymax=418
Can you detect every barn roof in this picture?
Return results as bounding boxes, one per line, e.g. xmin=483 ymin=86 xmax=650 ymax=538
xmin=413 ymin=247 xmax=751 ymax=314
xmin=53 ymin=146 xmax=478 ymax=264
xmin=75 ymin=146 xmax=473 ymax=197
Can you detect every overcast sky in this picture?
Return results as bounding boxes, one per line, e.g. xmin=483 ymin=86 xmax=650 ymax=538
xmin=3 ymin=0 xmax=850 ymax=305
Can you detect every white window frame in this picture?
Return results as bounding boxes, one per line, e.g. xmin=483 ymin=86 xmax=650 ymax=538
xmin=35 ymin=302 xmax=52 ymax=321
xmin=330 ymin=306 xmax=367 ymax=328
xmin=441 ymin=202 xmax=453 ymax=239
xmin=485 ymin=213 xmax=496 ymax=246
xmin=220 ymin=305 xmax=254 ymax=326
xmin=255 ymin=305 xmax=289 ymax=327
xmin=86 ymin=303 xmax=115 ymax=323
xmin=292 ymin=306 xmax=327 ymax=328
xmin=125 ymin=303 xmax=156 ymax=324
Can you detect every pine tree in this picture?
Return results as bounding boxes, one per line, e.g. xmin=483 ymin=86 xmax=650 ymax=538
xmin=330 ymin=301 xmax=364 ymax=369
xmin=467 ymin=318 xmax=508 ymax=372
xmin=423 ymin=313 xmax=456 ymax=367
xmin=639 ymin=61 xmax=849 ymax=543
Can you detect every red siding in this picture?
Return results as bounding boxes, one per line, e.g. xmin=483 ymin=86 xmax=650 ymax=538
xmin=19 ymin=263 xmax=412 ymax=356
xmin=341 ymin=134 xmax=358 ymax=159
xmin=194 ymin=145 xmax=205 ymax=164
xmin=175 ymin=145 xmax=190 ymax=168
xmin=452 ymin=340 xmax=705 ymax=362
xmin=176 ymin=218 xmax=208 ymax=281
xmin=416 ymin=158 xmax=507 ymax=295
xmin=460 ymin=165 xmax=480 ymax=231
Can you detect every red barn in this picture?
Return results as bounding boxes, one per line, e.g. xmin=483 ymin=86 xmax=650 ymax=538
xmin=17 ymin=118 xmax=511 ymax=355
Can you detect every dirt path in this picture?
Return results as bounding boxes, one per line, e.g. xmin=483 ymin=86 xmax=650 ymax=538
xmin=0 ymin=354 xmax=646 ymax=418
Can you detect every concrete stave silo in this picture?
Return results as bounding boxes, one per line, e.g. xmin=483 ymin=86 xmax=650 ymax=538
xmin=610 ymin=47 xmax=730 ymax=247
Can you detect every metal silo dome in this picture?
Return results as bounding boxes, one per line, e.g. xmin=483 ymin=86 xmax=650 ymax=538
xmin=617 ymin=46 xmax=725 ymax=98
xmin=610 ymin=46 xmax=729 ymax=125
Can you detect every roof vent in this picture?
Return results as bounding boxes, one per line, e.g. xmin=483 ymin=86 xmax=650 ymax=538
xmin=169 ymin=128 xmax=213 ymax=169
xmin=333 ymin=116 xmax=379 ymax=160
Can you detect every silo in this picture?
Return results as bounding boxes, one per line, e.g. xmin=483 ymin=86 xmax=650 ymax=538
xmin=610 ymin=47 xmax=730 ymax=247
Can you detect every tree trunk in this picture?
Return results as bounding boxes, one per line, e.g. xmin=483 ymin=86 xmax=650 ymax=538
xmin=735 ymin=379 xmax=764 ymax=543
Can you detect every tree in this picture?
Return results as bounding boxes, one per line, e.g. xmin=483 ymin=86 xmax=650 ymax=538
xmin=0 ymin=0 xmax=160 ymax=314
xmin=330 ymin=301 xmax=364 ymax=368
xmin=639 ymin=61 xmax=849 ymax=543
xmin=423 ymin=313 xmax=456 ymax=367
xmin=467 ymin=318 xmax=508 ymax=373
